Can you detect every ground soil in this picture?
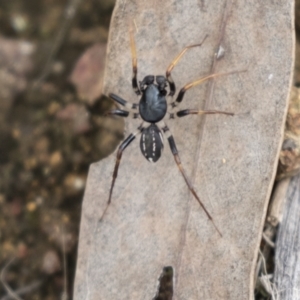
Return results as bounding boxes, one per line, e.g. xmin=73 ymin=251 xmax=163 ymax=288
xmin=0 ymin=1 xmax=121 ymax=299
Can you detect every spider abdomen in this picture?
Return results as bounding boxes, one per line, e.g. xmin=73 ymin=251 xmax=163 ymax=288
xmin=140 ymin=124 xmax=164 ymax=162
xmin=139 ymin=84 xmax=167 ymax=123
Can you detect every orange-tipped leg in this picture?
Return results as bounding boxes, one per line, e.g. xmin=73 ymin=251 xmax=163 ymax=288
xmin=130 ymin=28 xmax=140 ymax=95
xmin=166 ymin=35 xmax=208 ymax=96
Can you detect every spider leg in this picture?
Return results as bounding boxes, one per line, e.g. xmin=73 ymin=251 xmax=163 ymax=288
xmin=166 ymin=35 xmax=208 ymax=97
xmin=99 ymin=125 xmax=144 ymax=221
xmin=106 ymin=109 xmax=139 ymax=119
xmin=130 ymin=28 xmax=141 ymax=95
xmin=174 ymin=109 xmax=233 ymax=118
xmin=159 ymin=121 xmax=222 ymax=237
xmin=109 ymin=93 xmax=138 ymax=111
xmin=171 ymin=70 xmax=245 ymax=108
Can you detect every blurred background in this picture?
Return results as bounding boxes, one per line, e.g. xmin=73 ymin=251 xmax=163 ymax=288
xmin=0 ymin=0 xmax=124 ymax=299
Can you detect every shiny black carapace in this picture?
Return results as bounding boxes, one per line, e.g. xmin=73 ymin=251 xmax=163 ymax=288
xmin=103 ymin=31 xmax=236 ymax=236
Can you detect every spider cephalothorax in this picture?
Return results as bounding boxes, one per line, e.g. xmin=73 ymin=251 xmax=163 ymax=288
xmin=102 ymin=31 xmax=237 ymax=236
xmin=138 ymin=75 xmax=168 ymax=123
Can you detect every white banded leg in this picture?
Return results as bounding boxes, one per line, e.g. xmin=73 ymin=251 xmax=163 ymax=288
xmin=108 ymin=93 xmax=139 ymax=119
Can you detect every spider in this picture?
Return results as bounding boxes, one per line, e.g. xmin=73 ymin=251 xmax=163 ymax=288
xmin=103 ymin=31 xmax=237 ymax=236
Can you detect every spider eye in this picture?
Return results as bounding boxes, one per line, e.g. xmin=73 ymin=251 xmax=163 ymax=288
xmin=140 ymin=124 xmax=164 ymax=163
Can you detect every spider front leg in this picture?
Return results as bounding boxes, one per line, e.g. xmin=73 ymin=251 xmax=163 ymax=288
xmin=130 ymin=29 xmax=140 ymax=95
xmin=99 ymin=125 xmax=144 ymax=221
xmin=166 ymin=35 xmax=208 ymax=96
xmin=159 ymin=121 xmax=222 ymax=237
xmin=171 ymin=70 xmax=245 ymax=108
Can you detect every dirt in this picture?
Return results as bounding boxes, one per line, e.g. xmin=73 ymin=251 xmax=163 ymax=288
xmin=0 ymin=0 xmax=121 ymax=299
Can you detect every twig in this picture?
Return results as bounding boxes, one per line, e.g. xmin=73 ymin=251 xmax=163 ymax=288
xmin=61 ymin=224 xmax=68 ymax=300
xmin=1 ymin=258 xmax=43 ymax=300
xmin=1 ymin=280 xmax=42 ymax=300
xmin=33 ymin=0 xmax=83 ymax=86
xmin=0 ymin=258 xmax=23 ymax=300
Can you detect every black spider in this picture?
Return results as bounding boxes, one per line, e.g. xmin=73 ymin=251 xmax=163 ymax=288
xmin=103 ymin=32 xmax=236 ymax=236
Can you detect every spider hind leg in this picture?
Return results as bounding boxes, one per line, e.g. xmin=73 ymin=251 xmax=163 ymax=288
xmin=159 ymin=121 xmax=222 ymax=237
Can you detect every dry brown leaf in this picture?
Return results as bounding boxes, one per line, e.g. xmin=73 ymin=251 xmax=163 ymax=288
xmin=74 ymin=0 xmax=294 ymax=299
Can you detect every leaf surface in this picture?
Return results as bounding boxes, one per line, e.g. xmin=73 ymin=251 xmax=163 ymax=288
xmin=74 ymin=0 xmax=294 ymax=299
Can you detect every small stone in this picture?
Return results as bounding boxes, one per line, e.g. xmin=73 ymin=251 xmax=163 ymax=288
xmin=42 ymin=250 xmax=61 ymax=275
xmin=49 ymin=151 xmax=63 ymax=167
xmin=26 ymin=201 xmax=37 ymax=212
